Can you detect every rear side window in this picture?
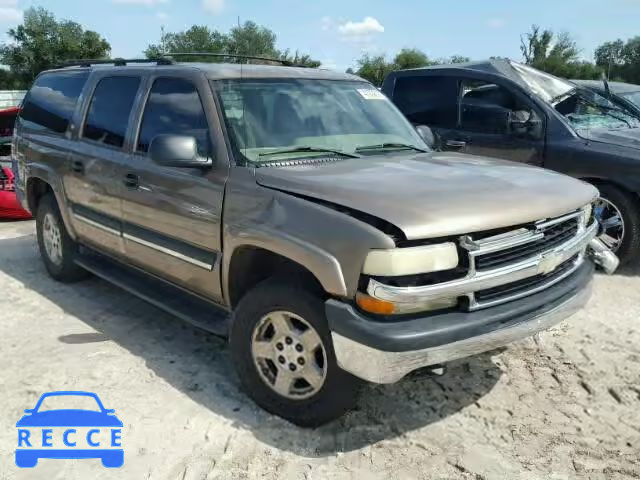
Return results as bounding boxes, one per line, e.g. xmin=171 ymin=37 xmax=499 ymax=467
xmin=19 ymin=71 xmax=89 ymax=134
xmin=136 ymin=78 xmax=209 ymax=155
xmin=82 ymin=76 xmax=140 ymax=148
xmin=392 ymin=76 xmax=459 ymax=128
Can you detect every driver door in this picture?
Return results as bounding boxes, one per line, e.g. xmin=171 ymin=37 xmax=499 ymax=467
xmin=443 ymin=78 xmax=545 ymax=166
xmin=119 ymin=72 xmax=228 ymax=303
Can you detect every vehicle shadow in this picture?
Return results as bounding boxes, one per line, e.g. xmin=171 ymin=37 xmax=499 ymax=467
xmin=615 ymin=262 xmax=640 ymax=277
xmin=0 ymin=232 xmax=502 ymax=457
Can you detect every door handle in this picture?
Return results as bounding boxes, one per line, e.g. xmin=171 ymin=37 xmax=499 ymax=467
xmin=445 ymin=140 xmax=467 ymax=149
xmin=123 ymin=173 xmax=139 ymax=189
xmin=71 ymin=160 xmax=84 ymax=174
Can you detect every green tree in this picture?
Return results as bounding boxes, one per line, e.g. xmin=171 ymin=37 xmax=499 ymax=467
xmin=595 ymin=39 xmax=625 ymax=79
xmin=226 ymin=21 xmax=277 ymax=59
xmin=0 ymin=69 xmax=23 ymax=89
xmin=278 ymin=50 xmax=321 ymax=68
xmin=145 ymin=25 xmax=226 ymax=60
xmin=0 ymin=7 xmax=110 ymax=87
xmin=448 ymin=55 xmax=471 ymax=64
xmin=354 ymin=49 xmax=468 ymax=85
xmin=620 ymin=37 xmax=640 ymax=83
xmin=393 ymin=48 xmax=432 ymax=70
xmin=520 ymin=25 xmax=601 ymax=79
xmin=145 ymin=22 xmax=320 ymax=66
xmin=355 ymin=54 xmax=394 ymax=86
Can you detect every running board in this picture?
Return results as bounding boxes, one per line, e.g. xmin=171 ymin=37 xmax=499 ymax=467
xmin=75 ymin=253 xmax=230 ymax=336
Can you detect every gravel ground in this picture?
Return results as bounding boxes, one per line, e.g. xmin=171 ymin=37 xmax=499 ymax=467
xmin=0 ymin=219 xmax=639 ymax=480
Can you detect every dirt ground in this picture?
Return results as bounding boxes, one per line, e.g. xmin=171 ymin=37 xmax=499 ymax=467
xmin=0 ymin=219 xmax=638 ymax=480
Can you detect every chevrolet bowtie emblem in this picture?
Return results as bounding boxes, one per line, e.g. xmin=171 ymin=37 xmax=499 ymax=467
xmin=537 ymin=251 xmax=563 ymax=275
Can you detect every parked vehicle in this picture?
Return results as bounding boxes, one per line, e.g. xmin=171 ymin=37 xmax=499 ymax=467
xmin=0 ymin=106 xmax=31 ymax=219
xmin=1 ymin=160 xmax=31 ymax=219
xmin=14 ymin=57 xmax=617 ymax=426
xmin=382 ymin=59 xmax=640 ymax=264
xmin=572 ymin=79 xmax=640 ymax=118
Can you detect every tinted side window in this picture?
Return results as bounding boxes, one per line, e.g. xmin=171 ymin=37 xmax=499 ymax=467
xmin=19 ymin=71 xmax=89 ymax=134
xmin=392 ymin=76 xmax=459 ymax=128
xmin=137 ymin=78 xmax=209 ymax=155
xmin=82 ymin=76 xmax=140 ymax=148
xmin=460 ymin=80 xmax=526 ymax=134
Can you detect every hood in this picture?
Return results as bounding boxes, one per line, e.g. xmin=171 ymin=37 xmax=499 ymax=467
xmin=579 ymin=128 xmax=640 ymax=151
xmin=16 ymin=410 xmax=123 ymax=427
xmin=255 ymin=152 xmax=597 ymax=240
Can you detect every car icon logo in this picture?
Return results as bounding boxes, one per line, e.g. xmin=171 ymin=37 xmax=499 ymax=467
xmin=15 ymin=391 xmax=123 ymax=468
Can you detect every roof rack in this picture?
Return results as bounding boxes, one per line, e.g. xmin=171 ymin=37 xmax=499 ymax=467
xmin=54 ymin=53 xmax=299 ymax=70
xmin=54 ymin=57 xmax=175 ymax=69
xmin=166 ymin=52 xmax=294 ymax=66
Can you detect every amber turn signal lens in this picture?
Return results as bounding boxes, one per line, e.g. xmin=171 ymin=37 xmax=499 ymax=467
xmin=356 ymin=292 xmax=395 ymax=315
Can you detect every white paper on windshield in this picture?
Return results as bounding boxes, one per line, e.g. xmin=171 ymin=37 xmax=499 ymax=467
xmin=357 ymin=88 xmax=386 ymax=100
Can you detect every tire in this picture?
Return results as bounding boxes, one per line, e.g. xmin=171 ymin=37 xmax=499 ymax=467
xmin=36 ymin=193 xmax=89 ymax=282
xmin=230 ymin=279 xmax=360 ymax=427
xmin=595 ymin=184 xmax=640 ymax=266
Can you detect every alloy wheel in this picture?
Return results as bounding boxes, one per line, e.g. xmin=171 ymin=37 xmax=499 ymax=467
xmin=42 ymin=212 xmax=63 ymax=265
xmin=594 ymin=197 xmax=625 ymax=252
xmin=251 ymin=310 xmax=327 ymax=400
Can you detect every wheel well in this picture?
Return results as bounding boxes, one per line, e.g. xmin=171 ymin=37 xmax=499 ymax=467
xmin=227 ymin=247 xmax=324 ymax=308
xmin=26 ymin=178 xmax=53 ymax=215
xmin=580 ymin=177 xmax=640 ymax=201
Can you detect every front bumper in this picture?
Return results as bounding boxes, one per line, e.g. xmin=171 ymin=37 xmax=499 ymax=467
xmin=327 ymin=260 xmax=593 ymax=384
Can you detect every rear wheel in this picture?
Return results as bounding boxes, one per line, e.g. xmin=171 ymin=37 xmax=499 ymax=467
xmin=230 ymin=279 xmax=360 ymax=427
xmin=595 ymin=184 xmax=640 ymax=265
xmin=36 ymin=193 xmax=89 ymax=282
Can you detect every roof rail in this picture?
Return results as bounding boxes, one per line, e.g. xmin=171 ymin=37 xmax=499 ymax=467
xmin=166 ymin=52 xmax=294 ymax=66
xmin=54 ymin=57 xmax=175 ymax=69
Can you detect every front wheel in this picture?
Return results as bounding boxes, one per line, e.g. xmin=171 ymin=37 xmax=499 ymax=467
xmin=594 ymin=184 xmax=640 ymax=266
xmin=230 ymin=279 xmax=360 ymax=427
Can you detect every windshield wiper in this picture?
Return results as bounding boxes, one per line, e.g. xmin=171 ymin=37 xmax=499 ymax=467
xmin=578 ymin=89 xmax=640 ymax=123
xmin=258 ymin=146 xmax=360 ymax=159
xmin=574 ymin=91 xmax=636 ymax=128
xmin=355 ymin=142 xmax=428 ymax=153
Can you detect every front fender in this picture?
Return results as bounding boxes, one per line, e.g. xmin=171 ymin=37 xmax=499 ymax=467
xmin=224 ymin=226 xmax=348 ymax=298
xmin=221 ymin=173 xmax=396 ymax=304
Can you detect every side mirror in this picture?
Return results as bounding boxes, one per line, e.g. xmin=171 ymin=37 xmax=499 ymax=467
xmin=415 ymin=125 xmax=436 ymax=149
xmin=508 ymin=111 xmax=543 ymax=140
xmin=24 ymin=409 xmax=34 ymax=414
xmin=149 ymin=134 xmax=212 ymax=169
xmin=104 ymin=409 xmax=115 ymax=415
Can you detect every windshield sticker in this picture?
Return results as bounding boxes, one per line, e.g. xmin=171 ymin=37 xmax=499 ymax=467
xmin=357 ymin=88 xmax=386 ymax=100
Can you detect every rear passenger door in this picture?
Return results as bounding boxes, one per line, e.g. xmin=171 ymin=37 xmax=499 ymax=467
xmin=65 ymin=74 xmax=142 ymax=257
xmin=120 ymin=73 xmax=227 ymax=303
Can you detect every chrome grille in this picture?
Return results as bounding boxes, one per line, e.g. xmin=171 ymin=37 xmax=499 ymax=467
xmin=474 ymin=254 xmax=581 ymax=307
xmin=462 ymin=209 xmax=589 ymax=311
xmin=474 ymin=218 xmax=579 ymax=270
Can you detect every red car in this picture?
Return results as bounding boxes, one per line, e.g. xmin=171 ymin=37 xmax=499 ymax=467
xmin=0 ymin=106 xmax=31 ymax=219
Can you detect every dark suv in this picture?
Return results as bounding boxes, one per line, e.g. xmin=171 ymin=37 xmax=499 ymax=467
xmin=383 ymin=59 xmax=640 ymax=264
xmin=14 ymin=57 xmax=617 ymax=426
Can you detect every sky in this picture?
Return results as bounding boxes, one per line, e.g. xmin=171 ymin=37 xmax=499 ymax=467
xmin=0 ymin=0 xmax=639 ymax=72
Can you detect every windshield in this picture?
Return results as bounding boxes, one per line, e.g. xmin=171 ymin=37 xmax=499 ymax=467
xmin=509 ymin=61 xmax=640 ymax=132
xmin=554 ymin=86 xmax=640 ymax=132
xmin=214 ymin=79 xmax=427 ymax=163
xmin=621 ymin=91 xmax=640 ymax=109
xmin=510 ymin=61 xmax=575 ymax=103
xmin=37 ymin=395 xmax=102 ymax=412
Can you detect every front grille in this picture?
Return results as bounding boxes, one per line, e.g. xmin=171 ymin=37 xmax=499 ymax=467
xmin=474 ymin=217 xmax=579 ymax=270
xmin=474 ymin=255 xmax=580 ymax=305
